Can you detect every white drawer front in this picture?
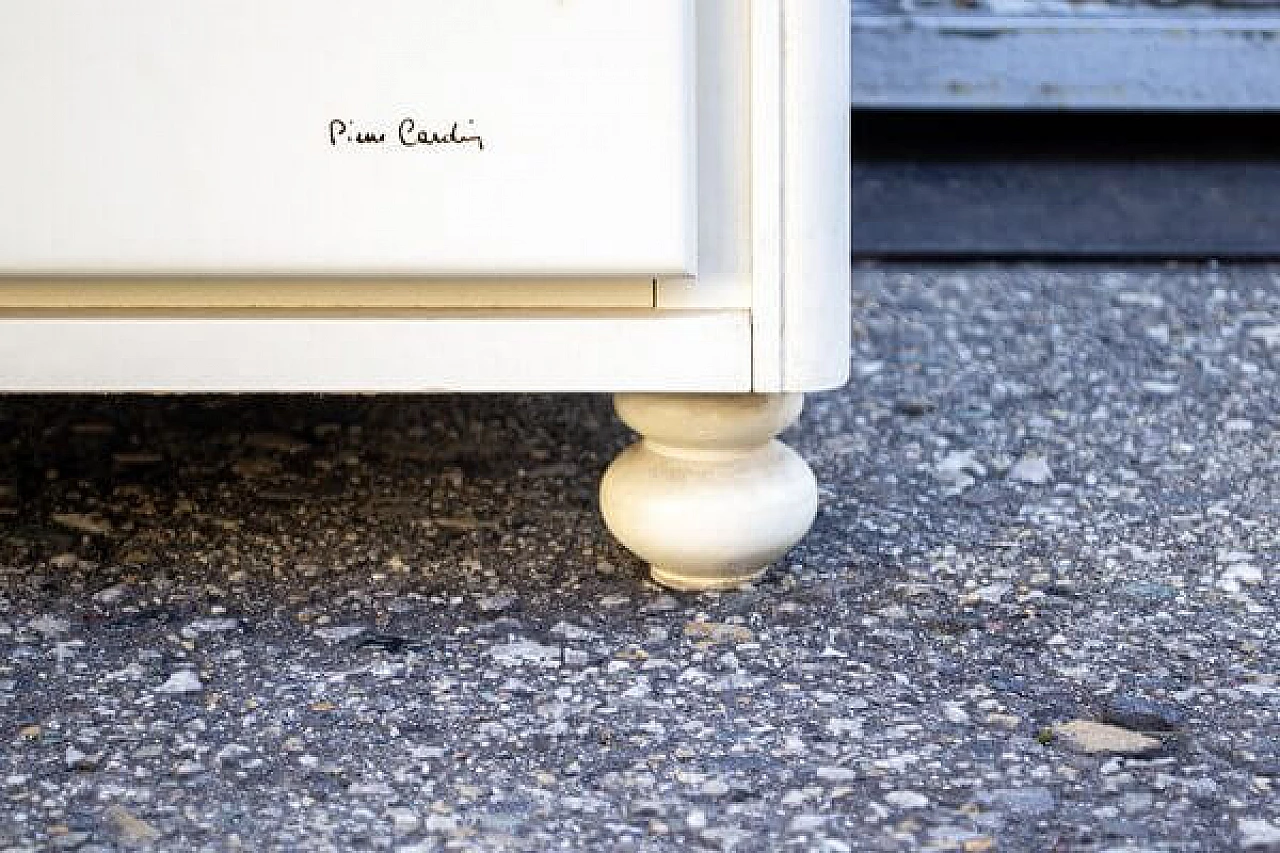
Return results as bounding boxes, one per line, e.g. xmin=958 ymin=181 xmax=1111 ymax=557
xmin=0 ymin=0 xmax=695 ymax=276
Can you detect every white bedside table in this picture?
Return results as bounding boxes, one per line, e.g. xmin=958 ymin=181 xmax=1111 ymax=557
xmin=0 ymin=0 xmax=850 ymax=590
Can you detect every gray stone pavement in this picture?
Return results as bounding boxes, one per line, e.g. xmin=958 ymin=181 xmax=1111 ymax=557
xmin=1 ymin=263 xmax=1278 ymax=852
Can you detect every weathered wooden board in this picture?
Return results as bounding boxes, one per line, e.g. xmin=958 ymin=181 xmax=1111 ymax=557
xmin=853 ymin=6 xmax=1280 ymax=111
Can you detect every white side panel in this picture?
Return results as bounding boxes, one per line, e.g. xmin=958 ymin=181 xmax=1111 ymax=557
xmin=0 ymin=313 xmax=750 ymax=393
xmin=0 ymin=0 xmax=695 ymax=277
xmin=659 ymin=0 xmax=852 ymax=390
xmin=780 ymin=0 xmax=851 ymax=391
xmin=749 ymin=0 xmax=787 ymax=390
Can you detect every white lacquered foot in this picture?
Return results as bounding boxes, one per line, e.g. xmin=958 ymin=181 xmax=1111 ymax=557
xmin=600 ymin=393 xmax=818 ymax=591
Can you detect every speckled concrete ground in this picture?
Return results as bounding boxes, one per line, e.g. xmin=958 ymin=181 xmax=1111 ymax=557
xmin=1 ymin=263 xmax=1278 ymax=852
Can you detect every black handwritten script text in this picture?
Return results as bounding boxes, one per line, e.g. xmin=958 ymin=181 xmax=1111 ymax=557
xmin=329 ymin=118 xmax=485 ymax=151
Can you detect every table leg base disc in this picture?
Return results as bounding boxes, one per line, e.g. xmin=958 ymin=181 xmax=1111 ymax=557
xmin=649 ymin=565 xmax=769 ymax=592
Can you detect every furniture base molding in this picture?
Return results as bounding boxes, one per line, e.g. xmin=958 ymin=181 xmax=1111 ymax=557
xmin=600 ymin=392 xmax=817 ymax=591
xmin=0 ymin=313 xmax=750 ymax=393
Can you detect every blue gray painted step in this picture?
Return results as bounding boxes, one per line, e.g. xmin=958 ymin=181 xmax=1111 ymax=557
xmin=851 ymin=3 xmax=1280 ymax=110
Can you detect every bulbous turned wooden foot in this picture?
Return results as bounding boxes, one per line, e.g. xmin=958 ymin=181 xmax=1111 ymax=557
xmin=600 ymin=393 xmax=817 ymax=591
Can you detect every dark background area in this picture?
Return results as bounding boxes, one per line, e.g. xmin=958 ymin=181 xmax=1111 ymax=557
xmin=852 ymin=111 xmax=1280 ymax=258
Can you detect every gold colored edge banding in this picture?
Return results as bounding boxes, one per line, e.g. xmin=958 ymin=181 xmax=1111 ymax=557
xmin=0 ymin=279 xmax=654 ymax=312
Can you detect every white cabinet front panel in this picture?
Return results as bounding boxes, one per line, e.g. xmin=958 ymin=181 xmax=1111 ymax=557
xmin=0 ymin=0 xmax=695 ymax=276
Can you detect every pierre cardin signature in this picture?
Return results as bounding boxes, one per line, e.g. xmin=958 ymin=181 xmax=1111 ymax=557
xmin=328 ymin=118 xmax=485 ymax=151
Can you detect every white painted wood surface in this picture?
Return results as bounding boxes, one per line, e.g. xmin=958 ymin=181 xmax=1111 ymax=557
xmin=655 ymin=0 xmax=754 ymax=312
xmin=659 ymin=0 xmax=852 ymax=393
xmin=749 ymin=0 xmax=787 ymax=391
xmin=782 ymin=0 xmax=852 ymax=391
xmin=0 ymin=0 xmax=851 ymax=395
xmin=0 ymin=0 xmax=695 ymax=276
xmin=0 ymin=313 xmax=749 ymax=392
